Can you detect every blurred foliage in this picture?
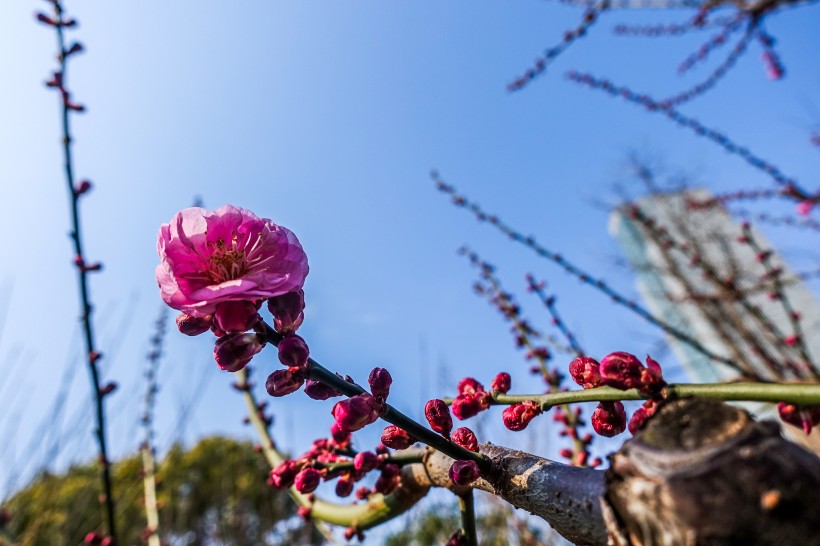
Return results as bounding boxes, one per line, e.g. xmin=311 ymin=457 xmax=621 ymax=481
xmin=386 ymin=499 xmax=553 ymax=546
xmin=1 ymin=436 xmax=321 ymax=546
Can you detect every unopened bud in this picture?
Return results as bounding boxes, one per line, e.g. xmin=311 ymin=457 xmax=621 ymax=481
xmin=502 ymin=400 xmax=542 ymax=431
xmin=268 ymin=289 xmax=305 ymax=334
xmin=294 ymin=467 xmax=322 ymax=494
xmin=269 ymin=459 xmax=300 ymax=488
xmin=278 ymin=334 xmax=310 ymax=369
xmin=448 ymin=459 xmax=480 ymax=486
xmin=569 ymin=356 xmax=603 ymax=389
xmin=332 ymin=393 xmax=380 ymax=433
xmin=368 ymin=367 xmax=392 ymax=400
xmin=304 ymin=379 xmax=342 ymax=400
xmin=214 ymin=333 xmax=264 ymax=372
xmin=450 ymin=427 xmax=478 ymax=452
xmin=99 ymin=382 xmax=117 ymax=396
xmin=265 ymin=368 xmax=305 ymax=397
xmin=490 ymin=372 xmax=511 ymax=393
xmin=424 ymin=399 xmax=453 ymax=437
xmin=380 ymin=425 xmax=415 ymax=450
xmin=335 ymin=475 xmax=355 ymax=497
xmin=176 ymin=313 xmax=212 ymax=336
xmin=599 ymin=352 xmax=643 ymax=390
xmin=353 ymin=451 xmax=379 ymax=473
xmin=591 ymin=401 xmax=626 ymax=437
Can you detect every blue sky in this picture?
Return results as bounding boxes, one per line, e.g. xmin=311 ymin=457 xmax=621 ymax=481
xmin=0 ymin=0 xmax=818 ymax=524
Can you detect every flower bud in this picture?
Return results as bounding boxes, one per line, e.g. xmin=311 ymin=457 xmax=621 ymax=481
xmin=456 ymin=377 xmax=484 ymax=396
xmin=331 ymin=393 xmax=380 ymax=433
xmin=268 ymin=289 xmax=305 ymax=334
xmin=304 ymin=379 xmax=342 ymax=400
xmin=74 ymin=179 xmax=92 ymax=195
xmin=502 ymin=401 xmax=542 ymax=431
xmin=446 ymin=530 xmax=469 ymax=546
xmin=176 ymin=312 xmax=212 ymax=336
xmin=640 ymin=355 xmax=666 ymax=394
xmin=214 ymin=334 xmax=265 ymax=372
xmin=591 ymin=401 xmax=626 ymax=437
xmin=628 ymin=399 xmax=660 ymax=435
xmin=335 ymin=475 xmax=355 ymax=497
xmin=381 ymin=425 xmax=415 ymax=450
xmin=353 ymin=451 xmax=379 ymax=473
xmin=599 ymin=352 xmax=643 ymax=390
xmin=213 ymin=300 xmax=259 ymax=334
xmin=569 ymin=356 xmax=603 ymax=389
xmin=355 ymin=486 xmax=370 ymax=500
xmin=269 ymin=460 xmax=300 ymax=488
xmin=490 ymin=372 xmax=511 ymax=393
xmin=66 ymin=42 xmax=84 ymax=56
xmin=368 ymin=367 xmax=392 ymax=400
xmin=294 ymin=467 xmax=322 ymax=494
xmin=448 ymin=460 xmax=480 ymax=486
xmin=99 ymin=382 xmax=117 ymax=397
xmin=265 ymin=368 xmax=305 ymax=397
xmin=424 ymin=399 xmax=453 ymax=437
xmin=297 ymin=505 xmax=312 ymax=521
xmin=450 ymin=427 xmax=478 ymax=452
xmin=778 ymin=402 xmax=820 ymax=435
xmin=278 ymin=334 xmax=309 ymax=369
xmin=451 ymin=393 xmax=490 ymax=420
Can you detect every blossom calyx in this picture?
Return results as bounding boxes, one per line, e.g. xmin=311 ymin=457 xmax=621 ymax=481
xmin=214 ymin=333 xmax=265 ymax=372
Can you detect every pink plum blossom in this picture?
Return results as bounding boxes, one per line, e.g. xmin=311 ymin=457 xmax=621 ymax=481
xmin=156 ymin=206 xmax=308 ymax=327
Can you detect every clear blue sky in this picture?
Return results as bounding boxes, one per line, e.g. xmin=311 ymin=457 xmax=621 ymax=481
xmin=0 ymin=0 xmax=818 ymax=517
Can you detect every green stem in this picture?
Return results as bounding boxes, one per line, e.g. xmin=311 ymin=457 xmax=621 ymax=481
xmin=319 ymin=453 xmax=424 ymax=474
xmin=458 ymin=491 xmax=478 ymax=546
xmin=445 ymin=383 xmax=820 ymax=410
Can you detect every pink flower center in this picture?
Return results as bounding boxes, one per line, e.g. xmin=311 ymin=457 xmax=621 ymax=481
xmin=206 ymin=235 xmax=249 ymax=283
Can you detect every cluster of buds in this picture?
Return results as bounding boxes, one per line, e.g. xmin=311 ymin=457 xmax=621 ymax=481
xmin=570 ymin=352 xmax=667 ymax=437
xmin=330 ymin=368 xmax=392 ymax=444
xmin=451 ymin=377 xmax=493 ymax=420
xmin=269 ymin=437 xmax=407 ymax=501
xmin=423 ymin=398 xmax=482 ymax=484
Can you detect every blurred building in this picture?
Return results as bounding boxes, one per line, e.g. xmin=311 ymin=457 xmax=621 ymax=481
xmin=609 ymin=188 xmax=820 ymax=448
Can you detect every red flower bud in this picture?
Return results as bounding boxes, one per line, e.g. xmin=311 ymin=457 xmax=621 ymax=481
xmin=335 ymin=475 xmax=355 ymax=497
xmin=355 ymin=486 xmax=370 ymax=500
xmin=502 ymin=401 xmax=542 ymax=431
xmin=490 ymin=372 xmax=511 ymax=393
xmin=304 ymin=379 xmax=342 ymax=400
xmin=778 ymin=402 xmax=820 ymax=435
xmin=628 ymin=399 xmax=660 ymax=435
xmin=368 ymin=367 xmax=392 ymax=400
xmin=332 ymin=394 xmax=380 ymax=433
xmin=268 ymin=290 xmax=305 ymax=334
xmin=278 ymin=334 xmax=310 ymax=369
xmin=591 ymin=401 xmax=627 ymax=437
xmin=213 ymin=300 xmax=259 ymax=334
xmin=599 ymin=352 xmax=643 ymax=390
xmin=640 ymin=355 xmax=666 ymax=394
xmin=99 ymin=382 xmax=117 ymax=397
xmin=265 ymin=368 xmax=305 ymax=397
xmin=176 ymin=312 xmax=212 ymax=336
xmin=568 ymin=356 xmax=602 ymax=389
xmin=214 ymin=333 xmax=264 ymax=372
xmin=450 ymin=427 xmax=478 ymax=452
xmin=66 ymin=42 xmax=84 ymax=56
xmin=294 ymin=467 xmax=322 ymax=493
xmin=424 ymin=399 xmax=453 ymax=437
xmin=451 ymin=393 xmax=490 ymax=420
xmin=457 ymin=377 xmax=484 ymax=395
xmin=380 ymin=425 xmax=415 ymax=450
xmin=353 ymin=451 xmax=379 ymax=473
xmin=448 ymin=459 xmax=480 ymax=486
xmin=297 ymin=505 xmax=312 ymax=521
xmin=269 ymin=460 xmax=300 ymax=488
